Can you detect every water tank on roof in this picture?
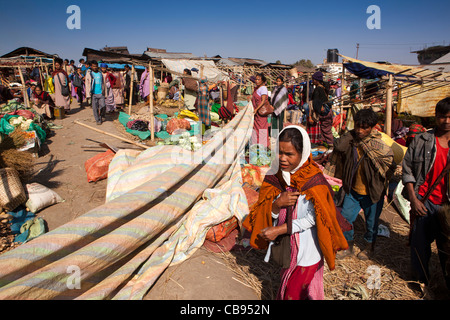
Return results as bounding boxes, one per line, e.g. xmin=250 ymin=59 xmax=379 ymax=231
xmin=327 ymin=49 xmax=339 ymax=63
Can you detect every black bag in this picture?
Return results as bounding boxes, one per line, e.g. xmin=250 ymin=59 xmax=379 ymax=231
xmin=270 ymin=184 xmax=295 ymax=268
xmin=57 ymin=73 xmax=70 ymax=97
xmin=73 ymin=73 xmax=83 ymax=88
xmin=270 ymin=234 xmax=291 ymax=268
xmin=334 ymin=186 xmax=346 ymax=207
xmin=130 ymin=120 xmax=149 ymax=132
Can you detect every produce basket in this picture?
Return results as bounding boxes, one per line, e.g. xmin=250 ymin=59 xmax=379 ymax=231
xmin=0 ymin=167 xmax=27 ymax=212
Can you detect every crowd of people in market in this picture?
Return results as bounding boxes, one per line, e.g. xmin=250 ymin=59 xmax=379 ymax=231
xmin=243 ymin=69 xmax=450 ymax=300
xmin=0 ymin=58 xmax=143 ymax=125
xmin=1 ymin=58 xmax=449 ymax=301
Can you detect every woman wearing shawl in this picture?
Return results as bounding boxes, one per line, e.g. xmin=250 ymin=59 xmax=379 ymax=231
xmin=52 ymin=58 xmax=71 ymax=112
xmin=270 ymin=77 xmax=289 ymax=137
xmin=31 ymin=85 xmax=54 ymax=119
xmin=101 ymin=64 xmax=117 ymax=113
xmin=112 ymin=69 xmax=125 ymax=109
xmin=251 ymin=73 xmax=270 ymax=148
xmin=243 ymin=125 xmax=348 ymax=300
xmin=197 ymin=76 xmax=210 ymax=134
xmin=311 ymin=71 xmax=334 ymax=146
xmin=139 ymin=67 xmax=151 ymax=102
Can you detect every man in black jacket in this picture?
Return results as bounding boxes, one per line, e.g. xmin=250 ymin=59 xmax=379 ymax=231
xmin=402 ymin=97 xmax=450 ymax=292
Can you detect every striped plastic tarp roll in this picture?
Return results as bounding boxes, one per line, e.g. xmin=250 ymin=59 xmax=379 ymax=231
xmin=0 ymin=103 xmax=254 ymax=299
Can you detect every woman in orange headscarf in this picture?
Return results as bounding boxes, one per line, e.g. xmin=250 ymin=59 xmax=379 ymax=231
xmin=242 ymin=125 xmax=349 ymax=300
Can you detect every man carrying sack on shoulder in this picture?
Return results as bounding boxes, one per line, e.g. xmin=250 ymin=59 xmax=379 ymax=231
xmin=402 ymin=97 xmax=450 ymax=295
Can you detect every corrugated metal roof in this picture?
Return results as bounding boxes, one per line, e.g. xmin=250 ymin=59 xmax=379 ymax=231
xmin=1 ymin=47 xmax=58 ymax=59
xmin=227 ymin=57 xmax=267 ymax=66
xmin=430 ymin=52 xmax=450 ymax=64
xmin=144 ymin=51 xmax=198 ymax=60
xmin=216 ymin=58 xmax=241 ymax=66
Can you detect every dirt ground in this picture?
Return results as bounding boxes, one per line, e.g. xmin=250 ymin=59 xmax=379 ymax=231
xmin=4 ymin=99 xmax=450 ymax=300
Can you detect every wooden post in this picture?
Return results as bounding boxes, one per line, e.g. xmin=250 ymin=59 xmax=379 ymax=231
xmin=306 ymin=73 xmax=310 ymax=104
xmin=38 ymin=58 xmax=44 ymax=85
xmin=17 ymin=67 xmax=30 ymax=109
xmin=74 ymin=120 xmax=149 ymax=149
xmin=44 ymin=63 xmax=49 ymax=92
xmin=149 ymin=62 xmax=155 ymax=140
xmin=384 ymin=74 xmax=394 ymax=137
xmin=128 ymin=64 xmax=135 ymax=115
xmin=339 ymin=68 xmax=345 ymax=132
xmin=200 ymin=64 xmax=204 ymax=79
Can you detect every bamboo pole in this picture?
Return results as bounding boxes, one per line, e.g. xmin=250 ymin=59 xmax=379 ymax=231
xmin=17 ymin=67 xmax=30 ymax=109
xmin=128 ymin=64 xmax=135 ymax=115
xmin=149 ymin=62 xmax=155 ymax=141
xmin=38 ymin=59 xmax=44 ymax=85
xmin=74 ymin=120 xmax=150 ymax=149
xmin=384 ymin=74 xmax=394 ymax=137
xmin=44 ymin=63 xmax=49 ymax=92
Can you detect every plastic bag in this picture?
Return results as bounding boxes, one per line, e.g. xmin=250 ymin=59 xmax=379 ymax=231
xmin=205 ymin=216 xmax=238 ymax=243
xmin=85 ymin=150 xmax=116 ymax=182
xmin=166 ymin=118 xmax=191 ymax=135
xmin=178 ymin=109 xmax=199 ymax=122
xmin=393 ymin=181 xmax=410 ymax=223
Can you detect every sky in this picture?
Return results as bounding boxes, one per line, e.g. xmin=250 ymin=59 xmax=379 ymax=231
xmin=1 ymin=0 xmax=449 ymax=66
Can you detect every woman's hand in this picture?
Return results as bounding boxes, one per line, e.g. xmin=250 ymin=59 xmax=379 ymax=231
xmin=259 ymin=224 xmax=288 ymax=242
xmin=272 ymin=191 xmax=300 ymax=214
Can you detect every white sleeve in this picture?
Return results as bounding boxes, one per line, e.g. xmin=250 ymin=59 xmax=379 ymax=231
xmin=271 ymin=194 xmax=281 ymax=220
xmin=291 ymin=200 xmax=316 ymax=233
xmin=257 ymin=86 xmax=268 ymax=97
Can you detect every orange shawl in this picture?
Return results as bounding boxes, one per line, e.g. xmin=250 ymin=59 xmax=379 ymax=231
xmin=242 ymin=156 xmax=348 ymax=270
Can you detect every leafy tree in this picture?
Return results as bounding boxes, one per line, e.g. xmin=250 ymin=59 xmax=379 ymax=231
xmin=293 ymin=59 xmax=314 ymax=68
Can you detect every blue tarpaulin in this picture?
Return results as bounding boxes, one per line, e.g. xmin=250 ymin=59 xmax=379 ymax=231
xmin=344 ymin=62 xmax=391 ymax=79
xmin=103 ymin=63 xmax=146 ymax=70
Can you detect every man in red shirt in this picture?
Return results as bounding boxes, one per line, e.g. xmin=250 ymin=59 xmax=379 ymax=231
xmin=402 ymin=97 xmax=450 ymax=295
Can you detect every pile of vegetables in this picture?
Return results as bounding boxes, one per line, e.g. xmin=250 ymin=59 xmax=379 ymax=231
xmin=1 ymin=100 xmax=22 ymax=113
xmin=246 ymin=144 xmax=272 ymax=166
xmin=157 ymin=132 xmax=202 ymax=152
xmin=9 ymin=116 xmax=34 ymax=131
